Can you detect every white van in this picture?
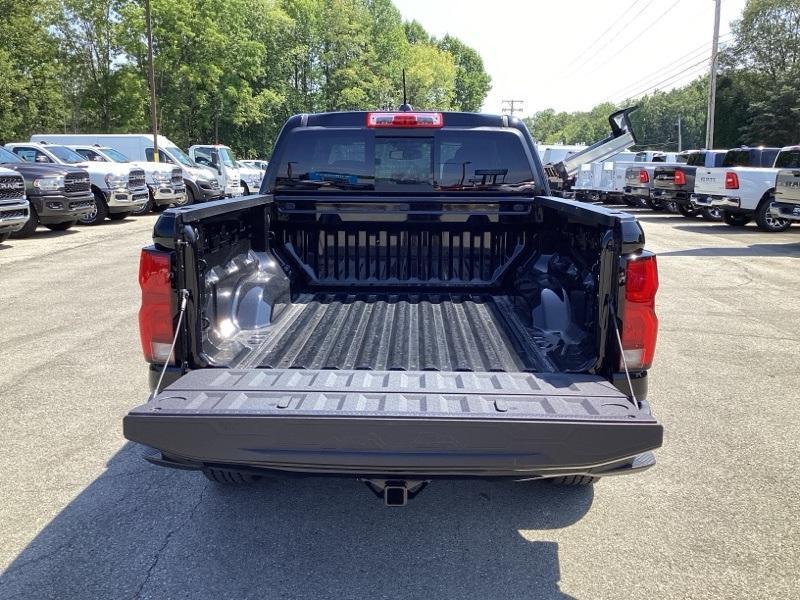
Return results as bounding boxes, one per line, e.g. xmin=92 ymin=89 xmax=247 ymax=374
xmin=30 ymin=134 xmax=223 ymax=205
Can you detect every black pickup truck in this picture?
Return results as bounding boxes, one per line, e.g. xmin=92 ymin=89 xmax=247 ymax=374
xmin=124 ymin=110 xmax=663 ymax=505
xmin=651 ymin=150 xmax=727 ymax=220
xmin=0 ymin=145 xmax=94 ymax=235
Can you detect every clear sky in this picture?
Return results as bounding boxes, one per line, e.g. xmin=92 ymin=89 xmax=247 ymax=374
xmin=393 ymin=0 xmax=748 ymax=116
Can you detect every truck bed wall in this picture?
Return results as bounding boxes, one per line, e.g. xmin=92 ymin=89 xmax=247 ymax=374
xmin=172 ymin=196 xmax=624 ymax=375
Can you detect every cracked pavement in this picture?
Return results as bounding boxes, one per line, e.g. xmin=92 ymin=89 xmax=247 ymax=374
xmin=1 ymin=209 xmax=799 ymax=599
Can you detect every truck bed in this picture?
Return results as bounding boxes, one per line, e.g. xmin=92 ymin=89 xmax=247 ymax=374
xmin=231 ymin=293 xmax=555 ymax=373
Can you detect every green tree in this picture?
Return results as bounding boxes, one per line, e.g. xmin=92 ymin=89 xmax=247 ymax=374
xmin=404 ymin=43 xmax=456 ymax=110
xmin=437 ymin=35 xmax=491 ymax=112
xmin=0 ymin=0 xmax=66 ymax=141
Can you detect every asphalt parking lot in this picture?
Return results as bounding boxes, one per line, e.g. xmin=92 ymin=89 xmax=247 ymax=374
xmin=1 ymin=209 xmax=799 ymax=599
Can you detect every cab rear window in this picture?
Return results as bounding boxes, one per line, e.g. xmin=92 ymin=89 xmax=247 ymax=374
xmin=272 ymin=130 xmax=535 ymax=193
xmin=775 ymin=151 xmax=800 ymax=169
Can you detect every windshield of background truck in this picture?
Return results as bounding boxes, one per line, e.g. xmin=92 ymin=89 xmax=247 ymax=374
xmin=218 ymin=147 xmax=237 ymax=168
xmin=674 ymin=154 xmax=689 ymax=163
xmin=723 ymin=150 xmax=755 ymax=167
xmin=774 ymin=150 xmax=800 ymax=169
xmin=48 ymin=146 xmax=85 ymax=164
xmin=685 ymin=153 xmax=705 ymax=166
xmin=0 ymin=146 xmax=22 ymax=163
xmin=274 ymin=130 xmax=535 ymax=192
xmin=75 ymin=148 xmax=109 ymax=162
xmin=100 ymin=148 xmax=131 ymax=163
xmin=165 ymin=146 xmax=196 ymax=167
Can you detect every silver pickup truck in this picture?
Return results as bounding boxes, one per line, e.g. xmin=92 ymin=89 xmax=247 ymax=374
xmin=770 ymin=147 xmax=800 ymax=221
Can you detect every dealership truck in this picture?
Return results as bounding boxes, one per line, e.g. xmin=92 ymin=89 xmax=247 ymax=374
xmin=123 ymin=110 xmax=663 ymax=505
xmin=31 ymin=134 xmax=224 ymax=206
xmin=769 ymin=147 xmax=800 ymax=222
xmin=650 ymin=150 xmax=727 ymax=219
xmin=0 ymin=167 xmax=29 ymax=243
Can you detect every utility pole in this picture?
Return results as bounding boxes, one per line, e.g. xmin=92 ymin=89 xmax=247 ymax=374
xmin=145 ymin=0 xmax=159 ymax=162
xmin=705 ymin=0 xmax=722 ymax=149
xmin=677 ymin=116 xmax=683 ymax=152
xmin=501 ymin=100 xmax=525 ymax=117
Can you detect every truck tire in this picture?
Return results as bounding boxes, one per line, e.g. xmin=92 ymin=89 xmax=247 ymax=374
xmin=44 ymin=220 xmax=77 ymax=232
xmin=701 ymin=207 xmax=723 ymax=221
xmin=241 ymin=182 xmax=250 ymax=196
xmin=151 ymin=203 xmax=169 ymax=212
xmin=132 ymin=192 xmax=154 ymax=215
xmin=13 ymin=208 xmax=39 ymax=237
xmin=549 ymin=475 xmax=597 ymax=486
xmin=722 ymin=212 xmax=752 ymax=227
xmin=174 ymin=188 xmax=194 ymax=207
xmin=0 ymin=232 xmax=10 ymax=244
xmin=108 ymin=211 xmax=131 ymax=221
xmin=646 ymin=197 xmax=666 ymax=211
xmin=202 ymin=467 xmax=260 ymax=485
xmin=677 ymin=204 xmax=699 ymax=218
xmin=79 ymin=192 xmax=108 ymax=225
xmin=755 ymin=197 xmax=790 ymax=232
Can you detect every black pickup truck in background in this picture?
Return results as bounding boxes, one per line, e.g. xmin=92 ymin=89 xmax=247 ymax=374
xmin=652 ymin=150 xmax=727 ymax=220
xmin=0 ymin=145 xmax=94 ymax=236
xmin=124 ymin=110 xmax=663 ymax=505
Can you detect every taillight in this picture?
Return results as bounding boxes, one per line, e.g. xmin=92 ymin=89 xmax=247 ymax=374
xmin=138 ymin=247 xmax=173 ymax=363
xmin=673 ymin=169 xmax=686 ymax=186
xmin=620 ymin=255 xmax=659 ymax=370
xmin=366 ymin=112 xmax=443 ymax=128
xmin=639 ymin=169 xmax=649 ymax=184
xmin=725 ymin=172 xmax=739 ymax=189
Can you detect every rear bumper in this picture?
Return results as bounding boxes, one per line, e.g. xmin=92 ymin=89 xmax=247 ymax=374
xmin=126 ymin=368 xmax=663 ymax=479
xmin=691 ymin=194 xmax=740 ymax=209
xmin=652 ymin=188 xmax=690 ymax=203
xmin=769 ymin=202 xmax=800 ymax=221
xmin=625 ymin=185 xmax=650 ymax=198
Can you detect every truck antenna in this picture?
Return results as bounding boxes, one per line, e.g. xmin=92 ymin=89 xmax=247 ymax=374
xmin=399 ymin=69 xmax=412 ymax=112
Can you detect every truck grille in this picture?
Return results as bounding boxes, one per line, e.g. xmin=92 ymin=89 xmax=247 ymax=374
xmin=0 ymin=209 xmax=28 ymax=220
xmin=128 ymin=169 xmax=146 ymax=190
xmin=64 ymin=173 xmax=90 ymax=194
xmin=171 ymin=168 xmax=183 ymax=184
xmin=0 ymin=175 xmax=25 ymax=201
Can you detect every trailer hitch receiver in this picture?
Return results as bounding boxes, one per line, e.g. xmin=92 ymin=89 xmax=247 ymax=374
xmin=362 ymin=479 xmax=430 ymax=506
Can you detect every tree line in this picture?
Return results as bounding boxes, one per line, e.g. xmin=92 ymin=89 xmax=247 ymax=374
xmin=0 ymin=0 xmax=491 ymax=158
xmin=525 ymin=0 xmax=800 ymax=151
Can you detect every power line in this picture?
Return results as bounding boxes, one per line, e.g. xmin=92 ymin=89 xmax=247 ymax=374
xmin=621 ymin=56 xmax=711 ymax=101
xmin=590 ymin=0 xmax=684 ymax=71
xmin=608 ymin=33 xmax=732 ymax=101
xmin=564 ymin=0 xmax=644 ymax=69
xmin=569 ymin=0 xmax=658 ymax=76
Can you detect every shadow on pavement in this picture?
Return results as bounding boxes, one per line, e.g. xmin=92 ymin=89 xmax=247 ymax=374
xmin=672 ymin=224 xmax=800 ymax=236
xmin=1 ymin=443 xmax=589 ymax=599
xmin=659 ymin=242 xmax=800 ymax=257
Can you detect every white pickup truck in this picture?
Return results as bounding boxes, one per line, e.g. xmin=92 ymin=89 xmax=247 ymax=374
xmin=6 ymin=142 xmax=148 ymax=224
xmin=769 ymin=146 xmax=800 ymax=222
xmin=691 ymin=146 xmax=791 ymax=231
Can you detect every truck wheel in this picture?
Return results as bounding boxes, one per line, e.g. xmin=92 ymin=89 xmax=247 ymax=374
xmin=132 ymin=192 xmax=154 ymax=215
xmin=151 ymin=203 xmax=169 ymax=212
xmin=79 ymin=193 xmax=108 ymax=225
xmin=44 ymin=220 xmax=77 ymax=232
xmin=646 ymin=197 xmax=665 ymax=211
xmin=755 ymin=198 xmax=790 ymax=232
xmin=108 ymin=211 xmax=131 ymax=221
xmin=174 ymin=188 xmax=194 ymax=207
xmin=701 ymin=207 xmax=723 ymax=221
xmin=0 ymin=232 xmax=10 ymax=244
xmin=722 ymin=212 xmax=752 ymax=227
xmin=241 ymin=182 xmax=250 ymax=196
xmin=677 ymin=204 xmax=699 ymax=218
xmin=202 ymin=467 xmax=260 ymax=485
xmin=13 ymin=208 xmax=39 ymax=237
xmin=549 ymin=475 xmax=597 ymax=486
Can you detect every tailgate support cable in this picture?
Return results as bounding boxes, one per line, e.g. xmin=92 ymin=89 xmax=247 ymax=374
xmin=151 ymin=289 xmax=190 ymax=399
xmin=608 ymin=299 xmax=638 ymax=406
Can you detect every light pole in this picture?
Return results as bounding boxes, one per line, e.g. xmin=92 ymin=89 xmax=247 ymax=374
xmin=145 ymin=0 xmax=159 ymax=161
xmin=705 ymin=0 xmax=722 ymax=149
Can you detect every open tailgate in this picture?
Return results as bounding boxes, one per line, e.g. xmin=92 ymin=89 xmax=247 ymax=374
xmin=124 ymin=369 xmax=662 ymax=477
